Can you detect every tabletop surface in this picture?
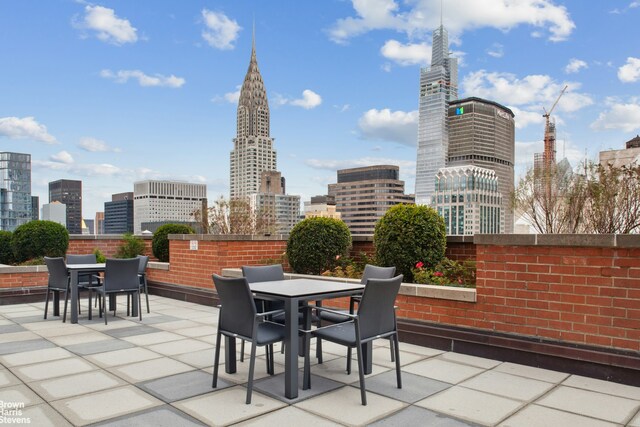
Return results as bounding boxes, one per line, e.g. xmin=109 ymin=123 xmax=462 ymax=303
xmin=248 ymin=278 xmax=364 ymax=298
xmin=67 ymin=263 xmax=106 ymax=270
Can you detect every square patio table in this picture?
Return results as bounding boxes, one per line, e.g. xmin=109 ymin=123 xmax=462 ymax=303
xmin=67 ymin=263 xmax=139 ymax=324
xmin=229 ymin=278 xmax=366 ymax=399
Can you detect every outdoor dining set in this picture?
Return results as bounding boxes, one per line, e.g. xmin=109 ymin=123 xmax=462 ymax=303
xmin=43 ymin=257 xmax=404 ymax=406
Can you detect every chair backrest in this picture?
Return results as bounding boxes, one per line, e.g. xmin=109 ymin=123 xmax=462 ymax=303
xmin=212 ymin=274 xmax=256 ymax=339
xmin=242 ymin=264 xmax=284 ymax=283
xmin=357 ymin=275 xmax=403 ymax=340
xmin=66 ymin=254 xmax=97 ymax=265
xmin=44 ymin=257 xmax=69 ymax=290
xmin=136 ymin=255 xmax=149 ymax=274
xmin=103 ymin=258 xmax=140 ymax=292
xmin=360 ymin=264 xmax=396 ymax=285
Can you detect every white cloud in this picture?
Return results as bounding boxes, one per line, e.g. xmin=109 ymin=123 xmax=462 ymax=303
xmin=78 ymin=137 xmax=120 ymax=152
xmin=618 ymin=57 xmax=640 ymax=83
xmin=100 ymin=69 xmax=185 ymax=88
xmin=275 ymin=90 xmax=323 ymax=109
xmin=632 ymin=1 xmax=640 ymax=7
xmin=33 ymin=160 xmax=123 ymax=177
xmin=50 ymin=151 xmax=74 ymax=164
xmin=0 ymin=116 xmax=57 ymax=144
xmin=564 ymin=58 xmax=588 ymax=74
xmin=358 ymin=108 xmax=418 ymax=146
xmin=290 ymin=90 xmax=322 ymax=109
xmin=591 ymin=103 xmax=640 ymax=133
xmin=461 ymin=70 xmax=593 ymax=113
xmin=329 ymin=0 xmax=575 ymax=43
xmin=75 ymin=5 xmax=138 ymax=45
xmin=487 ymin=43 xmax=504 ymax=58
xmin=305 ymin=157 xmax=415 ymax=174
xmin=380 ymin=39 xmax=431 ymax=65
xmin=508 ymin=106 xmax=545 ymax=129
xmin=334 ymin=104 xmax=350 ymax=112
xmin=201 ymin=9 xmax=241 ymax=50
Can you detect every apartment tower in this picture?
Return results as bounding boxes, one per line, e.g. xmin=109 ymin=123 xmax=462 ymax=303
xmin=447 ymin=97 xmax=515 ymax=233
xmin=415 ymin=22 xmax=458 ymax=205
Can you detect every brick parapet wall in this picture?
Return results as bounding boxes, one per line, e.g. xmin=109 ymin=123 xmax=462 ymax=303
xmin=68 ymin=235 xmax=154 ymax=259
xmin=147 ymin=235 xmax=289 ymax=290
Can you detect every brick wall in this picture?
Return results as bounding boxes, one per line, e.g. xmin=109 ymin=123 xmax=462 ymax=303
xmin=68 ymin=236 xmax=154 ymax=259
xmin=146 ymin=235 xmax=288 ymax=290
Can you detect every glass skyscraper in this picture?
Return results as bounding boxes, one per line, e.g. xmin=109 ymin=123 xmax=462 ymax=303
xmin=415 ymin=24 xmax=458 ymax=205
xmin=0 ymin=152 xmax=32 ymax=231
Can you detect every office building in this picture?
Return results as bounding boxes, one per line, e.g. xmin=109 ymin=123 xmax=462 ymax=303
xmin=133 ymin=180 xmax=207 ymax=234
xmin=95 ymin=212 xmax=104 ymax=235
xmin=31 ymin=196 xmax=39 ymax=220
xmin=415 ymin=22 xmax=458 ymax=205
xmin=84 ymin=219 xmax=95 ymax=235
xmin=104 ymin=192 xmax=134 ymax=234
xmin=41 ymin=202 xmax=66 ymax=227
xmin=230 ymin=34 xmax=277 ymax=198
xmin=328 ymin=165 xmax=414 ymax=235
xmin=600 ymin=138 xmax=640 ymax=169
xmin=249 ymin=171 xmax=300 ymax=234
xmin=0 ymin=152 xmax=32 ymax=232
xmin=49 ymin=179 xmax=82 ymax=234
xmin=433 ymin=165 xmax=503 ymax=235
xmin=447 ymin=97 xmax=515 ymax=233
xmin=304 ymin=195 xmax=341 ymax=220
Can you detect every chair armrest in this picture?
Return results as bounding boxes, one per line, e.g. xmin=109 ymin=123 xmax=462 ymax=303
xmin=256 ymin=308 xmax=286 ymax=319
xmin=312 ymin=305 xmax=357 ymax=320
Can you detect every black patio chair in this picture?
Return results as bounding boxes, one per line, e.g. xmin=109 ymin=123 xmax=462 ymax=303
xmin=318 ymin=264 xmax=397 ymax=362
xmin=303 ymin=275 xmax=403 ymax=405
xmin=211 ymin=274 xmax=285 ymax=404
xmin=240 ymin=264 xmax=285 ymax=361
xmin=93 ymin=258 xmax=142 ymax=325
xmin=43 ymin=257 xmax=71 ymax=322
xmin=128 ymin=255 xmax=150 ymax=315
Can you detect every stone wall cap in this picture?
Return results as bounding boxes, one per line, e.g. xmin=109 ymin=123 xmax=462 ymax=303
xmin=474 ymin=233 xmax=640 ymax=248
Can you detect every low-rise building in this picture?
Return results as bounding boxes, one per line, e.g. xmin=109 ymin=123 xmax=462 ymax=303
xmin=433 ymin=165 xmax=503 ymax=235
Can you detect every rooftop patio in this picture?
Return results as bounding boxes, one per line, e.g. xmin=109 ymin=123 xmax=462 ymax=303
xmin=1 ymin=295 xmax=640 ymax=426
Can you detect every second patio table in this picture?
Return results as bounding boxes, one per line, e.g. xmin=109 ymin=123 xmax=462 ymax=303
xmin=229 ymin=278 xmax=366 ymax=400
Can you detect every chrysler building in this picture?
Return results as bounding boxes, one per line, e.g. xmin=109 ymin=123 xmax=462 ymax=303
xmin=229 ymin=34 xmax=277 ymax=198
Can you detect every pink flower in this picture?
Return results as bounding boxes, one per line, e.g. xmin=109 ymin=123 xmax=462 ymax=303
xmin=335 ymin=255 xmax=341 ymax=260
xmin=458 ymin=278 xmax=463 ymax=284
xmin=415 ymin=262 xmax=424 ymax=269
xmin=434 ymin=271 xmax=443 ymax=277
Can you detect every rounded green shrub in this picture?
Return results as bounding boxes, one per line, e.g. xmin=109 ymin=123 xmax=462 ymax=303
xmin=152 ymin=224 xmax=194 ymax=262
xmin=374 ymin=204 xmax=446 ymax=282
xmin=286 ymin=217 xmax=351 ymax=275
xmin=11 ymin=220 xmax=69 ymax=263
xmin=0 ymin=230 xmax=15 ymax=265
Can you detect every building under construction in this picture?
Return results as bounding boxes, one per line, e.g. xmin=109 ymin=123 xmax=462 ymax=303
xmin=534 ymin=86 xmax=567 ymax=176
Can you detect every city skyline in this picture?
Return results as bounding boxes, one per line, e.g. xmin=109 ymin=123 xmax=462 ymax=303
xmin=1 ymin=0 xmax=639 ymax=219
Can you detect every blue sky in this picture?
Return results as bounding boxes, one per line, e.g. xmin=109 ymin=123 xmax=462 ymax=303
xmin=1 ymin=0 xmax=639 ymax=219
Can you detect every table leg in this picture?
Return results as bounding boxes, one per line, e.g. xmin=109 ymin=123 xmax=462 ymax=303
xmin=225 ymin=336 xmax=237 ymax=374
xmin=361 ymin=342 xmax=373 ymax=375
xmin=130 ymin=292 xmax=139 ymax=317
xmin=284 ymin=297 xmax=299 ymax=399
xmin=70 ymin=270 xmax=79 ymax=324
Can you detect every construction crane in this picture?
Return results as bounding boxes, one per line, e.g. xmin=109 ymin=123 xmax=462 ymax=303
xmin=541 ymin=85 xmax=568 ymax=168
